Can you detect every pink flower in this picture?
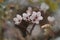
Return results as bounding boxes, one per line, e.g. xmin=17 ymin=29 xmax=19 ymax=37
xmin=13 ymin=14 xmax=22 ymax=25
xmin=22 ymin=13 xmax=30 ymax=21
xmin=30 ymin=11 xmax=43 ymax=24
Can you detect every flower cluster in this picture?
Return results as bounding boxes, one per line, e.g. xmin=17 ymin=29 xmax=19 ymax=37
xmin=13 ymin=2 xmax=55 ymax=25
xmin=13 ymin=7 xmax=43 ymax=25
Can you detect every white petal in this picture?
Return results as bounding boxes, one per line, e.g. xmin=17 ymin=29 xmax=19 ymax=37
xmin=30 ymin=11 xmax=37 ymax=20
xmin=26 ymin=10 xmax=31 ymax=15
xmin=30 ymin=16 xmax=35 ymax=20
xmin=32 ymin=20 xmax=39 ymax=24
xmin=30 ymin=15 xmax=36 ymax=20
xmin=40 ymin=2 xmax=45 ymax=10
xmin=23 ymin=13 xmax=29 ymax=17
xmin=27 ymin=7 xmax=32 ymax=15
xmin=37 ymin=11 xmax=41 ymax=16
xmin=28 ymin=7 xmax=32 ymax=11
xmin=38 ymin=16 xmax=43 ymax=20
xmin=16 ymin=14 xmax=22 ymax=20
xmin=15 ymin=21 xmax=20 ymax=25
xmin=40 ymin=2 xmax=49 ymax=11
xmin=33 ymin=11 xmax=37 ymax=14
xmin=23 ymin=16 xmax=29 ymax=20
xmin=13 ymin=18 xmax=18 ymax=22
xmin=32 ymin=11 xmax=37 ymax=17
xmin=23 ymin=13 xmax=29 ymax=20
xmin=47 ymin=16 xmax=55 ymax=22
xmin=35 ymin=21 xmax=39 ymax=24
xmin=23 ymin=17 xmax=26 ymax=20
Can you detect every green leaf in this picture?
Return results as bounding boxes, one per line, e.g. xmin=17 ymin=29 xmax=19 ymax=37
xmin=45 ymin=0 xmax=58 ymax=12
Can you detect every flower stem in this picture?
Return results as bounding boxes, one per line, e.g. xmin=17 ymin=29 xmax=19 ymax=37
xmin=30 ymin=23 xmax=36 ymax=35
